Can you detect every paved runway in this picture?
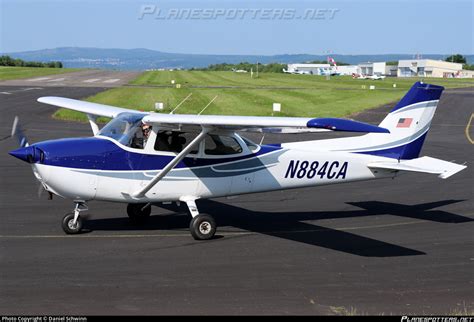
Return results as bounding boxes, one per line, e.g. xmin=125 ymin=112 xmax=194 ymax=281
xmin=0 ymin=69 xmax=141 ymax=88
xmin=0 ymin=85 xmax=472 ymax=315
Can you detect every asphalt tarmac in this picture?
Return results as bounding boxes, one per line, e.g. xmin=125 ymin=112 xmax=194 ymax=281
xmin=0 ymin=85 xmax=472 ymax=315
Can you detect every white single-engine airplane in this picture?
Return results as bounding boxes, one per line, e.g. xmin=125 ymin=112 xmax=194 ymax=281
xmin=9 ymin=82 xmax=466 ymax=240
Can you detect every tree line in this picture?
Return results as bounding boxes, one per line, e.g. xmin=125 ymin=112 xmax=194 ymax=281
xmin=193 ymin=59 xmax=350 ymax=73
xmin=193 ymin=62 xmax=287 ymax=73
xmin=445 ymin=54 xmax=474 ymax=70
xmin=0 ymin=55 xmax=63 ymax=68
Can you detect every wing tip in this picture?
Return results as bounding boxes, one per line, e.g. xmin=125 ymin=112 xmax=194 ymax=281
xmin=37 ymin=96 xmax=63 ymax=104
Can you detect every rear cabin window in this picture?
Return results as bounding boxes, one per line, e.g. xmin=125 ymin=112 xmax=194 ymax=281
xmin=204 ymin=134 xmax=243 ymax=155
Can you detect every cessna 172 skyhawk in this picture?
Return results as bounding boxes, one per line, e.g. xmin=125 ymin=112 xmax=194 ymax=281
xmin=9 ymin=82 xmax=466 ymax=240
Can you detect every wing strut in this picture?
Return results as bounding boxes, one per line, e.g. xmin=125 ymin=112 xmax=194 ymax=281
xmin=87 ymin=114 xmax=100 ymax=135
xmin=130 ymin=127 xmax=210 ymax=199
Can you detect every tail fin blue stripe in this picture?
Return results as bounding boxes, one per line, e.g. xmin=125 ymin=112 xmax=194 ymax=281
xmin=391 ymin=82 xmax=444 ymax=113
xmin=358 ymin=82 xmax=444 ymax=160
xmin=357 ymin=132 xmax=428 ymax=160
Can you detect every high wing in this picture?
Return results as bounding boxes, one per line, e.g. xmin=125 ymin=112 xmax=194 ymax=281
xmin=142 ymin=113 xmax=390 ymax=133
xmin=38 ymin=96 xmax=134 ymax=119
xmin=38 ymin=96 xmax=390 ymax=134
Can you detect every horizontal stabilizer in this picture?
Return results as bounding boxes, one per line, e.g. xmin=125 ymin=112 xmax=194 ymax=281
xmin=368 ymin=156 xmax=467 ymax=179
xmin=307 ymin=118 xmax=390 ymax=133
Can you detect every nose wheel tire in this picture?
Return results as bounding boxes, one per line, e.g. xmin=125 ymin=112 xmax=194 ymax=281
xmin=127 ymin=203 xmax=151 ymax=222
xmin=62 ymin=213 xmax=83 ymax=234
xmin=190 ymin=214 xmax=216 ymax=240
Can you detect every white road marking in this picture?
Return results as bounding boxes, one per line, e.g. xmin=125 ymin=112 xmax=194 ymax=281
xmin=465 ymin=113 xmax=474 ymax=144
xmin=0 ymin=88 xmax=43 ymax=95
xmin=0 ymin=211 xmax=472 ymax=239
xmin=83 ymin=78 xmax=101 ymax=83
xmin=0 ymin=220 xmax=437 ymax=239
xmin=26 ymin=77 xmax=51 ymax=82
xmin=47 ymin=78 xmax=66 ymax=82
xmin=21 ymin=87 xmax=43 ymax=91
xmin=103 ymin=78 xmax=120 ymax=83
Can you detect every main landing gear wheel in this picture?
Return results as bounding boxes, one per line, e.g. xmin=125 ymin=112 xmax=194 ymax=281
xmin=127 ymin=203 xmax=151 ymax=222
xmin=190 ymin=214 xmax=216 ymax=240
xmin=62 ymin=213 xmax=83 ymax=234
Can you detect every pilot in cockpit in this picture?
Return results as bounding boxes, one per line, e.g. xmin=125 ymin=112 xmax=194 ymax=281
xmin=131 ymin=124 xmax=152 ymax=149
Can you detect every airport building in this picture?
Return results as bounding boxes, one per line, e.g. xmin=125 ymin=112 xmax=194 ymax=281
xmin=286 ymin=59 xmax=473 ymax=78
xmin=397 ymin=59 xmax=463 ymax=78
xmin=358 ymin=62 xmax=386 ymax=76
xmin=458 ymin=69 xmax=474 ymax=78
xmin=286 ymin=63 xmax=331 ymax=75
xmin=385 ymin=65 xmax=398 ymax=76
xmin=335 ymin=65 xmax=360 ymax=75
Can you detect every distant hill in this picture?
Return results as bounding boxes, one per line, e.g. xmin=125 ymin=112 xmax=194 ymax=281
xmin=3 ymin=47 xmax=473 ymax=70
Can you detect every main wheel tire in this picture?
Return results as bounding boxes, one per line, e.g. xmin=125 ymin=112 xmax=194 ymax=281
xmin=190 ymin=214 xmax=216 ymax=240
xmin=62 ymin=213 xmax=83 ymax=234
xmin=127 ymin=203 xmax=151 ymax=222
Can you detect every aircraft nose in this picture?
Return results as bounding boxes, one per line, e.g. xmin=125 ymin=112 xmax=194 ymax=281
xmin=9 ymin=146 xmax=44 ymax=164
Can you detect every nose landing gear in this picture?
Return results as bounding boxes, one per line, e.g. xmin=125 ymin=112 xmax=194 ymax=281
xmin=61 ymin=201 xmax=87 ymax=234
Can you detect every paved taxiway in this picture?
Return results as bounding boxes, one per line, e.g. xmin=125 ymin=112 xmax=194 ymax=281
xmin=0 ymin=85 xmax=472 ymax=315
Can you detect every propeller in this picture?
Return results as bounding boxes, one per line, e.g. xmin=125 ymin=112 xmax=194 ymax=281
xmin=11 ymin=117 xmax=52 ymax=200
xmin=37 ymin=181 xmax=45 ymax=198
xmin=11 ymin=116 xmax=29 ymax=148
xmin=37 ymin=182 xmax=53 ymax=200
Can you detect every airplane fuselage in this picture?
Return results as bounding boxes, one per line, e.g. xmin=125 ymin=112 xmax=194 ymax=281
xmin=30 ymin=136 xmax=394 ymax=203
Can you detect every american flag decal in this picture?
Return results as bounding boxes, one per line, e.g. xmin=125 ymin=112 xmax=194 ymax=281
xmin=397 ymin=118 xmax=413 ymax=128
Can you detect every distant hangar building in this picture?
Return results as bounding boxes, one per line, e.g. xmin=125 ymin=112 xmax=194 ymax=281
xmin=285 ymin=58 xmax=473 ymax=78
xmin=397 ymin=59 xmax=463 ymax=78
xmin=335 ymin=65 xmax=360 ymax=75
xmin=358 ymin=62 xmax=386 ymax=76
xmin=286 ymin=62 xmax=388 ymax=76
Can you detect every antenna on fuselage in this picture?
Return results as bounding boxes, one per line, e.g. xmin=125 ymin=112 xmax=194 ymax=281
xmin=198 ymin=95 xmax=218 ymax=116
xmin=170 ymin=93 xmax=193 ymax=114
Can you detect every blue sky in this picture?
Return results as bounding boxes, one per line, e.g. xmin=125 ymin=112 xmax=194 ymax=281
xmin=1 ymin=0 xmax=472 ymax=55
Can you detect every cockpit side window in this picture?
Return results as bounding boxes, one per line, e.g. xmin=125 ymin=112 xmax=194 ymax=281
xmin=154 ymin=131 xmax=199 ymax=154
xmin=204 ymin=134 xmax=243 ymax=155
xmin=154 ymin=131 xmax=172 ymax=151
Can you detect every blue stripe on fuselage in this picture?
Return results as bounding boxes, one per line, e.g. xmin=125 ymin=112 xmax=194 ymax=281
xmin=355 ymin=132 xmax=428 ymax=160
xmin=33 ymin=137 xmax=281 ymax=171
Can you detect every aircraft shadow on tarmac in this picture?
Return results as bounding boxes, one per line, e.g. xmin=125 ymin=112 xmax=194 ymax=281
xmin=84 ymin=199 xmax=471 ymax=258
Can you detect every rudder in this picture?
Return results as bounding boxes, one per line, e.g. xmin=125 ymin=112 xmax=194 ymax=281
xmin=371 ymin=82 xmax=444 ymax=160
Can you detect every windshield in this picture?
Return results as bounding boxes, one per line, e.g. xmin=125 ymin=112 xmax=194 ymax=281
xmin=98 ymin=113 xmax=146 ymax=146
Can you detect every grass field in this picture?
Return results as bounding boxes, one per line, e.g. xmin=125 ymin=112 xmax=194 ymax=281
xmin=0 ymin=66 xmax=82 ymax=81
xmin=131 ymin=70 xmax=474 ymax=90
xmin=55 ymin=71 xmax=474 ymax=122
